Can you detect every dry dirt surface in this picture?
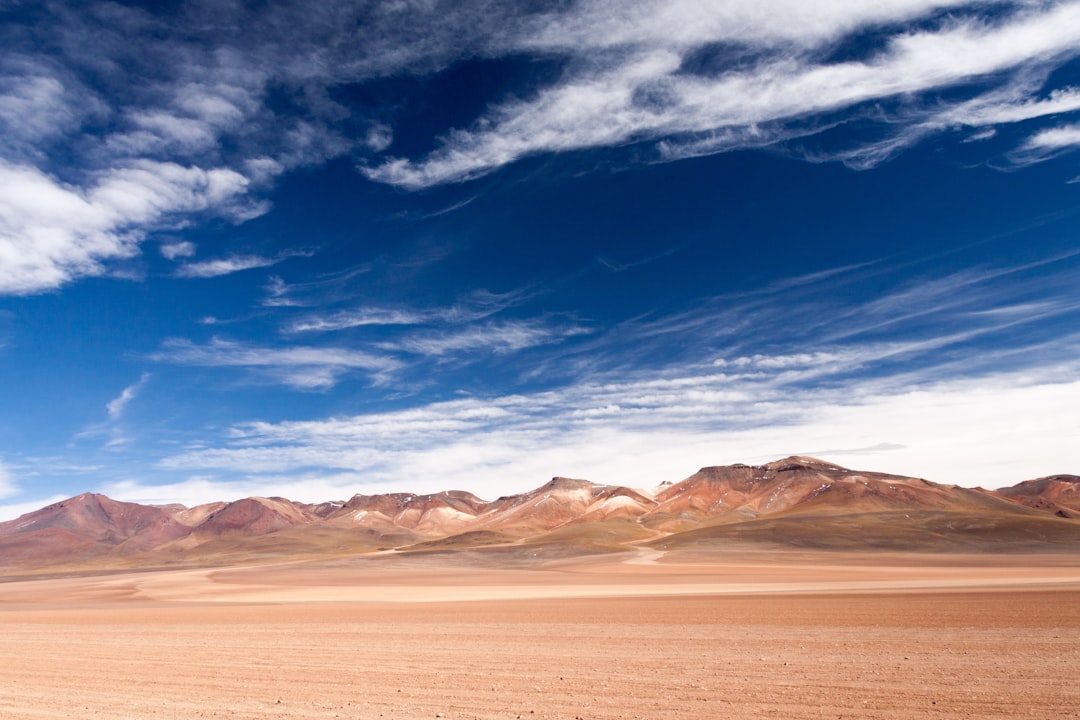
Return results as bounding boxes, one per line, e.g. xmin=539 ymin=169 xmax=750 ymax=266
xmin=1 ymin=549 xmax=1079 ymax=720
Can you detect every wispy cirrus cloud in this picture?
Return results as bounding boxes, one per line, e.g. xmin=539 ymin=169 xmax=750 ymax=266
xmin=149 ymin=337 xmax=400 ymax=390
xmin=280 ymin=285 xmax=546 ymax=335
xmin=282 ymin=307 xmax=428 ymax=334
xmin=106 ymin=373 xmax=150 ymax=420
xmin=175 ymin=254 xmax=288 ymax=279
xmin=476 ymin=247 xmax=1080 ymax=408
xmin=75 ymin=373 xmax=152 ymax=448
xmin=797 ymin=74 xmax=1080 ymax=169
xmin=262 ymin=268 xmax=374 ymax=309
xmin=595 ymin=245 xmax=681 ymax=273
xmin=380 ymin=319 xmax=590 ymax=357
xmin=1010 ymin=121 xmax=1080 ymax=164
xmin=365 ymin=2 xmax=1080 ymax=187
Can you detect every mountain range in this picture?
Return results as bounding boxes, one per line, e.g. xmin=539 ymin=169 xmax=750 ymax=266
xmin=2 ymin=457 xmax=1079 ymax=572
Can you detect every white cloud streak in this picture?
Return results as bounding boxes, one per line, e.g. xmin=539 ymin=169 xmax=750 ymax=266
xmin=517 ymin=0 xmax=980 ymax=51
xmin=279 ymin=291 xmax=544 ymax=334
xmin=149 ymin=337 xmax=400 ymax=390
xmin=1025 ymin=122 xmax=1080 ymax=148
xmin=175 ymin=254 xmax=285 ymax=279
xmin=379 ymin=320 xmax=589 ymax=358
xmin=283 ymin=307 xmax=428 ymax=333
xmin=106 ymin=373 xmax=150 ymax=420
xmin=160 ymin=240 xmax=196 ymax=260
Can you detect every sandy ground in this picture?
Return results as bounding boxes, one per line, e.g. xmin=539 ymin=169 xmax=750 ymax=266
xmin=2 ymin=548 xmax=1079 ymax=719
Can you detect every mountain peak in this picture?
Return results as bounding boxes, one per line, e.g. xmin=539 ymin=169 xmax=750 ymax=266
xmin=762 ymin=456 xmax=849 ymax=472
xmin=542 ymin=477 xmax=596 ymax=492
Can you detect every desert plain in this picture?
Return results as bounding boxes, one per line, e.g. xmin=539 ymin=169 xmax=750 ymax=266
xmin=2 ymin=545 xmax=1079 ymax=720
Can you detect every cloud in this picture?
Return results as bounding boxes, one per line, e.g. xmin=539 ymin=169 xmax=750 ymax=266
xmin=595 ymin=245 xmax=680 ymax=273
xmin=381 ymin=320 xmax=590 ymax=357
xmin=0 ymin=159 xmax=259 ymax=294
xmin=283 ymin=307 xmax=427 ymax=334
xmin=794 ymin=442 xmax=909 ymax=457
xmin=261 ymin=266 xmax=375 ymax=308
xmin=278 ymin=283 xmax=545 ymax=336
xmin=0 ymin=458 xmax=17 ymax=500
xmin=516 ymin=0 xmax=980 ymax=50
xmin=513 ymin=250 xmax=1080 ymax=392
xmin=808 ymin=75 xmax=1080 ymax=168
xmin=365 ymin=2 xmax=1080 ymax=187
xmin=945 ymin=86 xmax=1080 ymax=127
xmin=0 ymin=53 xmax=100 ymax=161
xmin=160 ymin=240 xmax=196 ymax=260
xmin=106 ymin=373 xmax=150 ymax=420
xmin=1022 ymin=121 xmax=1080 ymax=149
xmin=149 ymin=337 xmax=400 ymax=390
xmin=175 ymin=254 xmax=285 ymax=279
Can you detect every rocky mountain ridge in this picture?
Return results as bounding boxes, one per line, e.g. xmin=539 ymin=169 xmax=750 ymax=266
xmin=2 ymin=456 xmax=1078 ymax=570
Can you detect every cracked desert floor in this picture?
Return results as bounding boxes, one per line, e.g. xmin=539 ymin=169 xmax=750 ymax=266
xmin=2 ymin=548 xmax=1079 ymax=720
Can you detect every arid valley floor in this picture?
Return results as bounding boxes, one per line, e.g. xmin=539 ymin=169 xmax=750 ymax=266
xmin=2 ymin=547 xmax=1079 ymax=720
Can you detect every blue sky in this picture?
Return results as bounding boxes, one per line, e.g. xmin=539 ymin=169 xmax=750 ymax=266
xmin=2 ymin=0 xmax=1080 ymax=517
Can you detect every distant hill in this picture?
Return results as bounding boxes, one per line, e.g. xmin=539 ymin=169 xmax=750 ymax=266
xmin=2 ymin=457 xmax=1079 ymax=572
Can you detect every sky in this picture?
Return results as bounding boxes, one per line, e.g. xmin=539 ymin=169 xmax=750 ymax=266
xmin=1 ymin=0 xmax=1080 ymax=518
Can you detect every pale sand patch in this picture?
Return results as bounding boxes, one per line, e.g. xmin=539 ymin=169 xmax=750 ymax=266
xmin=3 ymin=549 xmax=1080 ymax=607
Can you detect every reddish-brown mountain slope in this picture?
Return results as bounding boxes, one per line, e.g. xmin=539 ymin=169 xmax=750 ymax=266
xmin=650 ymin=457 xmax=1015 ymax=522
xmin=0 ymin=493 xmax=191 ymax=565
xmin=191 ymin=497 xmax=318 ymax=537
xmin=995 ymin=475 xmax=1080 ymax=517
